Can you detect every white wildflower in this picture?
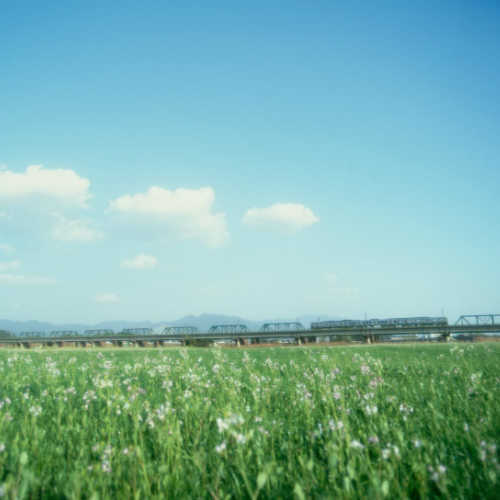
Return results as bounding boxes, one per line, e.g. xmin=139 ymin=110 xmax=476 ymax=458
xmin=350 ymin=440 xmax=364 ymax=449
xmin=215 ymin=442 xmax=226 ymax=453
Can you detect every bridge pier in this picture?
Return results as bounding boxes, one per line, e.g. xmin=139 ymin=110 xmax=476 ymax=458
xmin=93 ymin=341 xmax=102 ymax=347
xmin=56 ymin=341 xmax=64 ymax=348
xmin=22 ymin=342 xmax=31 ymax=349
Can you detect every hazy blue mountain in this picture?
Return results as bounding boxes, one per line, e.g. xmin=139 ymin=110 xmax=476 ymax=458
xmin=0 ymin=319 xmax=86 ymax=334
xmin=0 ymin=314 xmax=261 ymax=335
xmin=0 ymin=313 xmax=343 ymax=335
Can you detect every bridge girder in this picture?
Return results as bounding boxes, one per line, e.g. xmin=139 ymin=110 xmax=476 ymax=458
xmin=84 ymin=329 xmax=115 ymax=336
xmin=455 ymin=314 xmax=500 ymax=326
xmin=121 ymin=328 xmax=153 ymax=335
xmin=50 ymin=330 xmax=79 ymax=337
xmin=209 ymin=324 xmax=248 ymax=334
xmin=162 ymin=326 xmax=198 ymax=335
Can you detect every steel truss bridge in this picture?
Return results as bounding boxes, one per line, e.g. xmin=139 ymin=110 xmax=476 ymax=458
xmin=209 ymin=324 xmax=248 ymax=334
xmin=1 ymin=319 xmax=499 ymax=348
xmin=455 ymin=314 xmax=500 ymax=326
xmin=162 ymin=326 xmax=198 ymax=335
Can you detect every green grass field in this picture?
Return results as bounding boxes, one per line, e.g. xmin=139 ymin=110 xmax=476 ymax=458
xmin=0 ymin=343 xmax=498 ymax=499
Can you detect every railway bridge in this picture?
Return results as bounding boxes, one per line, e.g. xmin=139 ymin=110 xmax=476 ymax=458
xmin=0 ymin=318 xmax=499 ymax=348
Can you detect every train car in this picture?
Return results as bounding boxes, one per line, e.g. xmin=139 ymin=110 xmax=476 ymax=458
xmin=311 ymin=316 xmax=448 ymax=330
xmin=311 ymin=319 xmax=365 ymax=330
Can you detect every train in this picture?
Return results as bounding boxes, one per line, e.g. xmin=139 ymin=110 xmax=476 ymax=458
xmin=311 ymin=316 xmax=448 ymax=330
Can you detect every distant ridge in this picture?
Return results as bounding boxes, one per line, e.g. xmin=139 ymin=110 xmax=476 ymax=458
xmin=0 ymin=314 xmax=341 ymax=334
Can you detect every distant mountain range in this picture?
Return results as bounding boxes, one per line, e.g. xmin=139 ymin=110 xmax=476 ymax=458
xmin=0 ymin=314 xmax=340 ymax=335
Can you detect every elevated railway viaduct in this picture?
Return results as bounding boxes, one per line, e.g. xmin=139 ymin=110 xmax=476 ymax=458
xmin=0 ymin=322 xmax=499 ymax=348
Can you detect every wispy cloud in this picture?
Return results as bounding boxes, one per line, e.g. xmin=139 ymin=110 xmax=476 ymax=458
xmin=0 ymin=243 xmax=15 ymax=255
xmin=0 ymin=273 xmax=56 ymax=285
xmin=243 ymin=203 xmax=319 ymax=233
xmin=121 ymin=254 xmax=158 ymax=270
xmin=324 ymin=272 xmax=359 ymax=298
xmin=51 ymin=213 xmax=103 ymax=242
xmin=0 ymin=260 xmax=21 ymax=272
xmin=95 ymin=292 xmax=120 ymax=304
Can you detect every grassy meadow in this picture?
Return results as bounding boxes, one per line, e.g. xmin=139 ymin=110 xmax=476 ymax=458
xmin=0 ymin=343 xmax=498 ymax=499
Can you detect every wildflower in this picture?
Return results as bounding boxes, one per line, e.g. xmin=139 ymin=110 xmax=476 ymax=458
xmin=101 ymin=461 xmax=111 ymax=473
xmin=234 ymin=433 xmax=247 ymax=444
xmin=217 ymin=418 xmax=229 ymax=433
xmin=364 ymin=405 xmax=378 ymax=416
xmin=413 ymin=439 xmax=422 ymax=448
xmin=29 ymin=405 xmax=42 ymax=417
xmin=368 ymin=436 xmax=379 ymax=444
xmin=215 ymin=442 xmax=226 ymax=453
xmin=428 ymin=464 xmax=446 ymax=481
xmin=328 ymin=420 xmax=344 ymax=431
xmin=0 ymin=444 xmax=5 ymax=453
xmin=350 ymin=440 xmax=364 ymax=449
xmin=382 ymin=448 xmax=391 ymax=459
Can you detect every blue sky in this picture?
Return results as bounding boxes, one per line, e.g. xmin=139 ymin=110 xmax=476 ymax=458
xmin=1 ymin=1 xmax=499 ymax=324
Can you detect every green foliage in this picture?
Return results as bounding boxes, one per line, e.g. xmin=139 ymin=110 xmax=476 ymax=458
xmin=0 ymin=343 xmax=498 ymax=498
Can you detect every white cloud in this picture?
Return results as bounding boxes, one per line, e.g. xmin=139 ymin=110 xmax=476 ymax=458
xmin=121 ymin=254 xmax=158 ymax=270
xmin=0 ymin=244 xmax=15 ymax=254
xmin=0 ymin=165 xmax=91 ymax=207
xmin=324 ymin=272 xmax=359 ymax=298
xmin=243 ymin=203 xmax=319 ymax=233
xmin=0 ymin=260 xmax=21 ymax=272
xmin=109 ymin=186 xmax=229 ymax=247
xmin=95 ymin=292 xmax=120 ymax=304
xmin=0 ymin=273 xmax=56 ymax=285
xmin=325 ymin=273 xmax=338 ymax=287
xmin=51 ymin=213 xmax=103 ymax=242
